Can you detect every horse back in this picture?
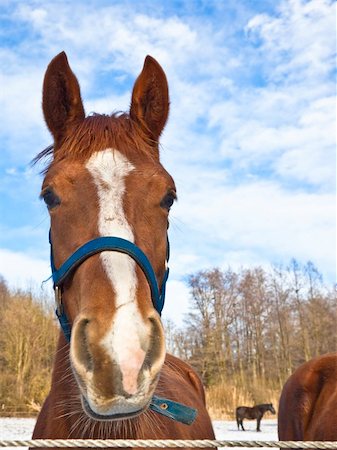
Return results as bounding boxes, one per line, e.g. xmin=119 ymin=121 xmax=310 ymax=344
xmin=278 ymin=353 xmax=337 ymax=440
xmin=236 ymin=406 xmax=256 ymax=420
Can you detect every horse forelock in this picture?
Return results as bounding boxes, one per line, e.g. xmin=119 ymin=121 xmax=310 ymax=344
xmin=34 ymin=113 xmax=158 ymax=172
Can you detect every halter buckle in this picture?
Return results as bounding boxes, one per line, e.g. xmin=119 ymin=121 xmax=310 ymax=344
xmin=55 ymin=286 xmax=63 ymax=315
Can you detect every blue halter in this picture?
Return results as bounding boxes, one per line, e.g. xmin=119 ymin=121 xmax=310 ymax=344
xmin=50 ymin=234 xmax=169 ymax=341
xmin=49 ymin=233 xmax=197 ymax=425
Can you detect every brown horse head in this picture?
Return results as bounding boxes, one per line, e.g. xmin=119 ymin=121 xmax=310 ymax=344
xmin=40 ymin=52 xmax=175 ymax=421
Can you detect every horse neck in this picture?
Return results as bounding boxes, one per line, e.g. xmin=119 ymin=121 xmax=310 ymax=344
xmin=51 ymin=332 xmax=71 ymax=382
xmin=259 ymin=404 xmax=270 ymax=412
xmin=50 ymin=333 xmax=78 ymax=407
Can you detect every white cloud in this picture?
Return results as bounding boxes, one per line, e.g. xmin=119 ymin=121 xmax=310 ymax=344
xmin=171 ymin=179 xmax=336 ymax=283
xmin=210 ymin=91 xmax=335 ymax=187
xmin=275 ymin=96 xmax=335 ymax=184
xmin=12 ymin=3 xmax=202 ymax=77
xmin=245 ymin=0 xmax=335 ymax=82
xmin=206 ymin=0 xmax=335 ymax=190
xmin=0 ymin=67 xmax=46 ymax=162
xmin=0 ymin=2 xmax=230 ymax=160
xmin=162 ymin=279 xmax=191 ymax=326
xmin=0 ymin=248 xmax=51 ymax=290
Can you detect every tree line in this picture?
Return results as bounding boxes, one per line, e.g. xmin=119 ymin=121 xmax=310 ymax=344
xmin=0 ymin=259 xmax=335 ymax=417
xmin=165 ymin=259 xmax=336 ymax=417
xmin=0 ymin=277 xmax=58 ymax=415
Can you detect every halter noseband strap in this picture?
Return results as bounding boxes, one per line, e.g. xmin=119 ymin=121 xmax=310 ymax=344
xmin=50 ymin=235 xmax=168 ymax=316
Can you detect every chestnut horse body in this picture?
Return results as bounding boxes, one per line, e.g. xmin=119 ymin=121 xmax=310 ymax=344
xmin=33 ymin=52 xmax=215 ymax=447
xmin=278 ymin=353 xmax=337 ymax=441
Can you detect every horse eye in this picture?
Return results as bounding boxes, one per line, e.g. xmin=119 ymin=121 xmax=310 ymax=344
xmin=160 ymin=192 xmax=176 ymax=211
xmin=41 ymin=188 xmax=61 ymax=209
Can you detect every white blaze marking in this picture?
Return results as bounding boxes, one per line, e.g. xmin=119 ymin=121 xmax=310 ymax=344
xmin=86 ymin=149 xmax=147 ymax=395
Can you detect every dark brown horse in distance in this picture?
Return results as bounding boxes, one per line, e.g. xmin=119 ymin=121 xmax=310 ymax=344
xmin=278 ymin=353 xmax=337 ymax=441
xmin=236 ymin=403 xmax=276 ymax=431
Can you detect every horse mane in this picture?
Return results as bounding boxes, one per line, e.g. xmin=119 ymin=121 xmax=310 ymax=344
xmin=33 ymin=113 xmax=157 ymax=171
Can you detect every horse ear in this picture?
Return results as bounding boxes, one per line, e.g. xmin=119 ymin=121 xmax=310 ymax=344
xmin=130 ymin=55 xmax=169 ymax=147
xmin=42 ymin=52 xmax=85 ymax=148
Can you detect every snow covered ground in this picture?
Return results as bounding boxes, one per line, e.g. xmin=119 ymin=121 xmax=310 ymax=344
xmin=213 ymin=419 xmax=277 ymax=439
xmin=1 ymin=418 xmax=36 ymax=439
xmin=0 ymin=418 xmax=278 ymax=449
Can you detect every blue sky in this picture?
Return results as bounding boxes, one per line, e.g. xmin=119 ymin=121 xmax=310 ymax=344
xmin=0 ymin=0 xmax=335 ymax=324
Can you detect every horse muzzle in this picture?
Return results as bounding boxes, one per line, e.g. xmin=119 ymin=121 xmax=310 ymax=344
xmin=70 ymin=312 xmax=165 ymax=420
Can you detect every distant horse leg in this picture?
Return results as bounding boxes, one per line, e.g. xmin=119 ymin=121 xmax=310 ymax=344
xmin=236 ymin=411 xmax=243 ymax=430
xmin=240 ymin=419 xmax=245 ymax=431
xmin=256 ymin=414 xmax=262 ymax=432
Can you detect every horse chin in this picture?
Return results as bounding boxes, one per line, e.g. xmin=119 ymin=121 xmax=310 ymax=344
xmin=81 ymin=395 xmax=149 ymax=422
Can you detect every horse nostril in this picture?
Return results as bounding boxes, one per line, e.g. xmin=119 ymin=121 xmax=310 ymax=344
xmin=72 ymin=318 xmax=93 ymax=372
xmin=142 ymin=315 xmax=165 ymax=372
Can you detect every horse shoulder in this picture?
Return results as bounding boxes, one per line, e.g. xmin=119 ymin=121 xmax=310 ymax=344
xmin=278 ymin=353 xmax=337 ymax=440
xmin=159 ymin=354 xmax=214 ymax=439
xmin=164 ymin=354 xmax=207 ymax=404
xmin=278 ymin=371 xmax=307 ymax=440
xmin=305 ymin=354 xmax=337 ymax=439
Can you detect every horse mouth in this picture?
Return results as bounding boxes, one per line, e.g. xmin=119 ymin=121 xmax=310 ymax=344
xmin=81 ymin=395 xmax=149 ymax=422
